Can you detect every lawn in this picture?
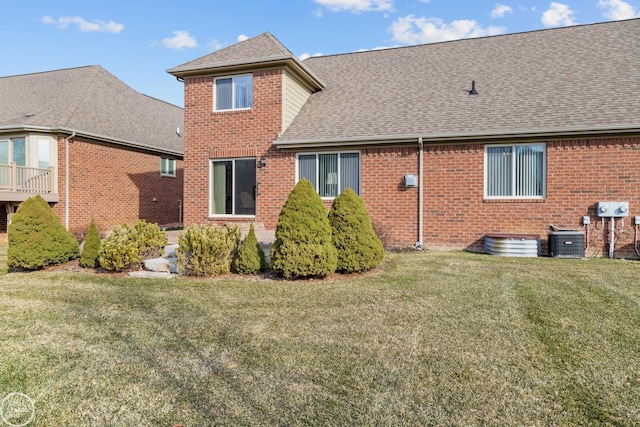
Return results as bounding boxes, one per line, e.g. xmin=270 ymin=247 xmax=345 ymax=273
xmin=1 ymin=250 xmax=639 ymax=426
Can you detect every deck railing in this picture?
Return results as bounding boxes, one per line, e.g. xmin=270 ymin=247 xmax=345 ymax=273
xmin=0 ymin=163 xmax=55 ymax=194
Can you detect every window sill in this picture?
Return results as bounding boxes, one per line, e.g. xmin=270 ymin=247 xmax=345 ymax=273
xmin=483 ymin=198 xmax=546 ymax=203
xmin=160 ymin=173 xmax=176 ymax=178
xmin=212 ymin=108 xmax=253 ymax=114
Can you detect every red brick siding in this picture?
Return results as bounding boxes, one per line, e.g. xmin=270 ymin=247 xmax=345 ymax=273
xmin=53 ymin=136 xmax=184 ymax=232
xmin=422 ymin=137 xmax=640 ymax=258
xmin=183 ymin=69 xmax=294 ymax=229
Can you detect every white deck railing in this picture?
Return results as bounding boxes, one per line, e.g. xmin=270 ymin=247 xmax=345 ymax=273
xmin=0 ymin=163 xmax=55 ymax=194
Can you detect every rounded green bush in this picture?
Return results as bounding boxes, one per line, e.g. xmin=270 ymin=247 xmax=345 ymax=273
xmin=328 ymin=188 xmax=384 ymax=273
xmin=177 ymin=224 xmax=240 ymax=277
xmin=80 ymin=219 xmax=101 ymax=268
xmin=234 ymin=223 xmax=266 ymax=275
xmin=98 ymin=220 xmax=168 ymax=271
xmin=8 ymin=195 xmax=79 ymax=271
xmin=270 ymin=179 xmax=337 ymax=279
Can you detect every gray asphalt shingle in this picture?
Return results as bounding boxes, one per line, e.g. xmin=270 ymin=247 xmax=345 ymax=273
xmin=0 ymin=65 xmax=183 ymax=155
xmin=278 ymin=19 xmax=640 ymax=142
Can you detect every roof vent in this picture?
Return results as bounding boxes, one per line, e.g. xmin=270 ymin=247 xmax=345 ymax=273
xmin=24 ymin=112 xmax=35 ymax=117
xmin=468 ymin=80 xmax=479 ymax=95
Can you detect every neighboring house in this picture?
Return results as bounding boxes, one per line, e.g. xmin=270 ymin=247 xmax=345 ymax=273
xmin=0 ymin=66 xmax=183 ymax=241
xmin=168 ymin=19 xmax=640 ymax=258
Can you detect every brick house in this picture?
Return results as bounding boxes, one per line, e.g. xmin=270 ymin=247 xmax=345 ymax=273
xmin=0 ymin=66 xmax=184 ymax=240
xmin=168 ymin=19 xmax=640 ymax=258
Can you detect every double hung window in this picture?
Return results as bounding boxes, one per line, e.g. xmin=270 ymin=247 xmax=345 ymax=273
xmin=485 ymin=143 xmax=546 ymax=198
xmin=161 ymin=158 xmax=176 ymax=176
xmin=298 ymin=152 xmax=360 ymax=198
xmin=210 ymin=158 xmax=256 ymax=216
xmin=215 ymin=75 xmax=253 ymax=111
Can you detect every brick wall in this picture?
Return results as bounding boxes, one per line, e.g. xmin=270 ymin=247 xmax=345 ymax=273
xmin=420 ymin=137 xmax=640 ymax=258
xmin=53 ymin=135 xmax=184 ymax=233
xmin=183 ymin=68 xmax=295 ymax=229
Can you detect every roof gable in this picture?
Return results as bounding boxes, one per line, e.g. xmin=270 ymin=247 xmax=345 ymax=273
xmin=168 ymin=32 xmax=293 ymax=74
xmin=167 ymin=33 xmax=324 ymax=91
xmin=0 ymin=66 xmax=183 ymax=155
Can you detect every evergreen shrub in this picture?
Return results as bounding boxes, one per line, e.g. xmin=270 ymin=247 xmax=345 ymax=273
xmin=328 ymin=188 xmax=384 ymax=273
xmin=99 ymin=220 xmax=167 ymax=271
xmin=176 ymin=224 xmax=240 ymax=277
xmin=8 ymin=195 xmax=79 ymax=271
xmin=270 ymin=179 xmax=337 ymax=279
xmin=234 ymin=223 xmax=266 ymax=275
xmin=80 ymin=219 xmax=101 ymax=268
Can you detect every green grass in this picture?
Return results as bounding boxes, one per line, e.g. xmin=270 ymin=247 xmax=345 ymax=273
xmin=1 ymin=251 xmax=640 ymax=425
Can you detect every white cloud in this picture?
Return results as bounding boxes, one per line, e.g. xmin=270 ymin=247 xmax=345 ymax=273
xmin=299 ymin=52 xmax=323 ymax=60
xmin=237 ymin=34 xmax=250 ymax=42
xmin=491 ymin=4 xmax=513 ymax=19
xmin=389 ymin=15 xmax=505 ymax=45
xmin=314 ymin=0 xmax=393 ymax=13
xmin=598 ymin=0 xmax=640 ymax=20
xmin=541 ymin=2 xmax=576 ymax=27
xmin=207 ymin=39 xmax=225 ymax=51
xmin=162 ymin=30 xmax=197 ymax=50
xmin=42 ymin=16 xmax=124 ymax=33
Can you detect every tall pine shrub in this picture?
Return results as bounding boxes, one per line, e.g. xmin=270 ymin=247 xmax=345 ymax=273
xmin=234 ymin=223 xmax=266 ymax=275
xmin=80 ymin=219 xmax=101 ymax=268
xmin=8 ymin=195 xmax=79 ymax=270
xmin=270 ymin=179 xmax=337 ymax=279
xmin=328 ymin=188 xmax=384 ymax=273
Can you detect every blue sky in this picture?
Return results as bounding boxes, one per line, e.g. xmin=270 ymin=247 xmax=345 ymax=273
xmin=2 ymin=0 xmax=638 ymax=107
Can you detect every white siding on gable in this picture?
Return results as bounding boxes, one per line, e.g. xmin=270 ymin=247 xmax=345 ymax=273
xmin=282 ymin=71 xmax=312 ymax=133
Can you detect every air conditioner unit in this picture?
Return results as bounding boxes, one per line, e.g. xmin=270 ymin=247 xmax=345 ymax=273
xmin=548 ymin=231 xmax=585 ymax=258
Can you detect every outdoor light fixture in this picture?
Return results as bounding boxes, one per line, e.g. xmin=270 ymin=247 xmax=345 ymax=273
xmin=259 ymin=157 xmax=267 ymax=168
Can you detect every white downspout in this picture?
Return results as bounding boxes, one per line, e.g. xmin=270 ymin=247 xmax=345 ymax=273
xmin=65 ymin=132 xmax=75 ymax=230
xmin=417 ymin=137 xmax=424 ymax=249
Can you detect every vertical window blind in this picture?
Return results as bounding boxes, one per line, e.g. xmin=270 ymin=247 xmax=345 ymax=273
xmin=486 ymin=144 xmax=545 ymax=197
xmin=298 ymin=152 xmax=360 ymax=197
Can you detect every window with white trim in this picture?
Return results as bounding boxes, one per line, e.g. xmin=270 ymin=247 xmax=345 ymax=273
xmin=161 ymin=158 xmax=176 ymax=176
xmin=214 ymin=74 xmax=253 ymax=111
xmin=485 ymin=143 xmax=546 ymax=198
xmin=297 ymin=152 xmax=360 ymax=198
xmin=210 ymin=158 xmax=256 ymax=216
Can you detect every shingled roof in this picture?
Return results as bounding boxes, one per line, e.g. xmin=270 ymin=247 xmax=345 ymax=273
xmin=167 ymin=32 xmax=324 ymax=91
xmin=0 ymin=65 xmax=183 ymax=155
xmin=276 ymin=19 xmax=640 ymax=147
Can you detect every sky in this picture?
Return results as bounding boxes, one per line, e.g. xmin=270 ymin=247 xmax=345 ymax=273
xmin=2 ymin=0 xmax=639 ymax=107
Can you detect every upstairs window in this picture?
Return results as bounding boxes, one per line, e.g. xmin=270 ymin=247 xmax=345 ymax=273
xmin=161 ymin=158 xmax=176 ymax=176
xmin=485 ymin=143 xmax=546 ymax=198
xmin=297 ymin=152 xmax=360 ymax=198
xmin=215 ymin=74 xmax=253 ymax=111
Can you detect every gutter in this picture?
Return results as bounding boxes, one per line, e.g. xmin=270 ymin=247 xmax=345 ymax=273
xmin=0 ymin=125 xmax=183 ymax=158
xmin=274 ymin=124 xmax=640 ymax=149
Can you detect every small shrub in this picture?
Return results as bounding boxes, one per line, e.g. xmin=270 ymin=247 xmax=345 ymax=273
xmin=234 ymin=223 xmax=266 ymax=275
xmin=329 ymin=188 xmax=384 ymax=273
xmin=270 ymin=179 xmax=337 ymax=279
xmin=98 ymin=220 xmax=167 ymax=271
xmin=133 ymin=220 xmax=168 ymax=260
xmin=176 ymin=224 xmax=240 ymax=277
xmin=80 ymin=219 xmax=101 ymax=268
xmin=98 ymin=224 xmax=140 ymax=271
xmin=8 ymin=195 xmax=79 ymax=270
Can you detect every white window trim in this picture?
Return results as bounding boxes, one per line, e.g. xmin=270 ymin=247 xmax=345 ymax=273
xmin=161 ymin=158 xmax=176 ymax=177
xmin=213 ymin=74 xmax=253 ymax=112
xmin=484 ymin=142 xmax=546 ymax=199
xmin=295 ymin=150 xmax=361 ymax=200
xmin=209 ymin=157 xmax=257 ymax=218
